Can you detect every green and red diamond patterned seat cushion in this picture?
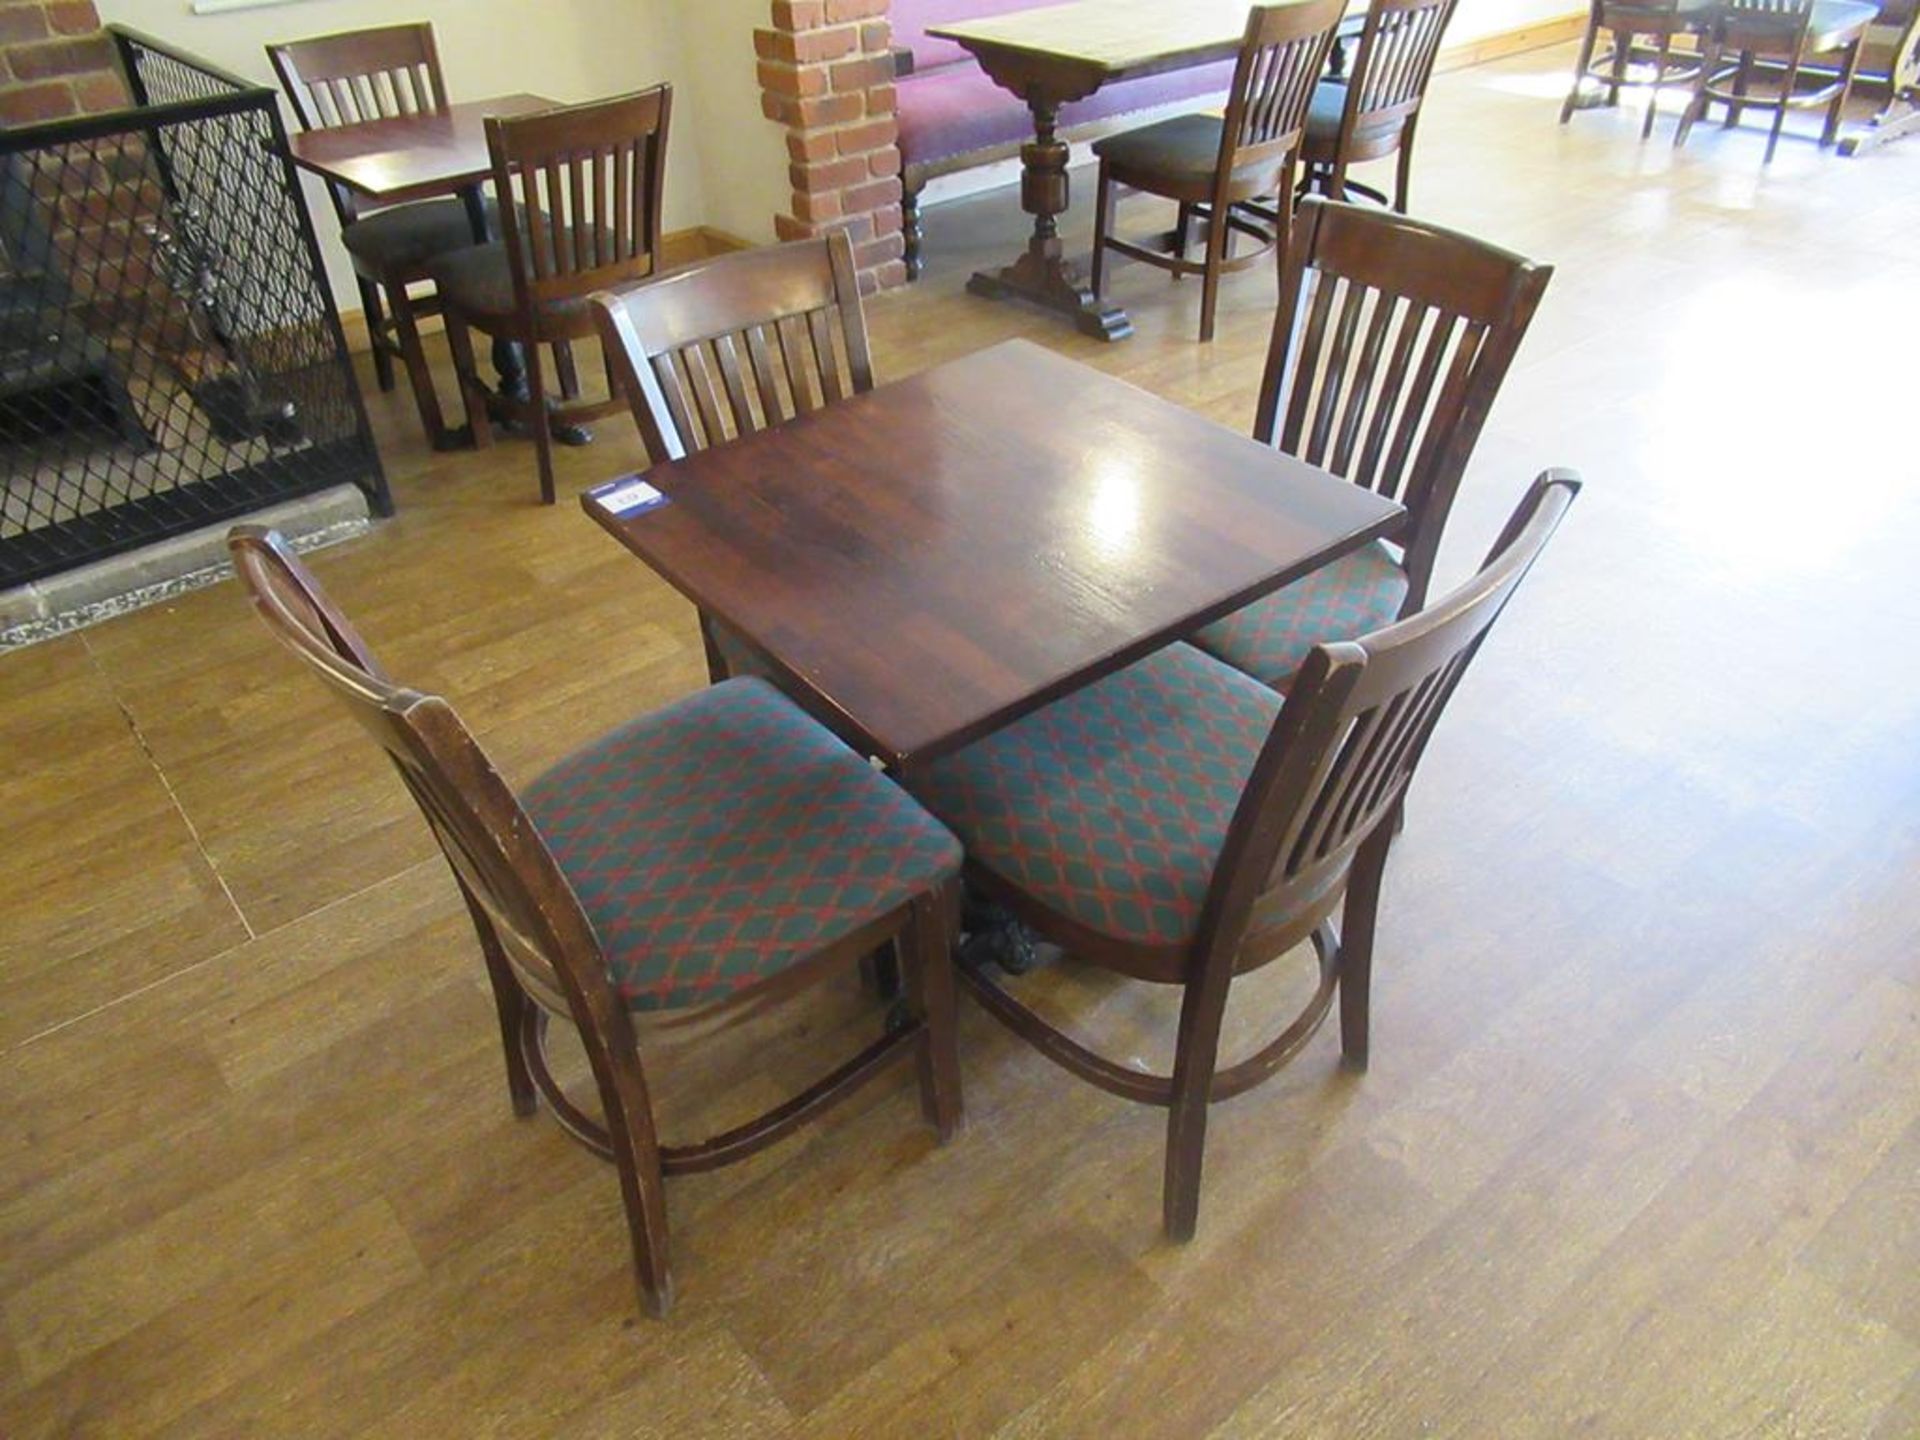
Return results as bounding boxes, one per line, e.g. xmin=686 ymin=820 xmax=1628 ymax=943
xmin=1192 ymin=540 xmax=1408 ymax=691
xmin=916 ymin=643 xmax=1280 ymax=950
xmin=521 ymin=677 xmax=961 ymax=1012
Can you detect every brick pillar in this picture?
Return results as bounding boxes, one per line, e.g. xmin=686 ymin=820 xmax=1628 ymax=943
xmin=755 ymin=0 xmax=905 ymax=292
xmin=0 ymin=2 xmax=127 ymax=126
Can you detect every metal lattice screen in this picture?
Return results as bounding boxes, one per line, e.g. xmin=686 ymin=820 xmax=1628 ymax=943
xmin=0 ymin=28 xmax=386 ymax=590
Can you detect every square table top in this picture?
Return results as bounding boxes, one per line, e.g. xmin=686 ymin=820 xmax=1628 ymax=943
xmin=584 ymin=339 xmax=1402 ymax=771
xmin=928 ymin=0 xmax=1300 ymax=78
xmin=285 ymin=94 xmax=554 ymax=205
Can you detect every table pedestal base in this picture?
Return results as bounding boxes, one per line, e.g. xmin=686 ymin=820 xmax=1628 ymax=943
xmin=1839 ymin=95 xmax=1920 ymax=154
xmin=966 ymin=248 xmax=1133 ymax=342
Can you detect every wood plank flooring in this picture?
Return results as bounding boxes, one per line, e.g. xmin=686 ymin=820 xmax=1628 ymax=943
xmin=3 ymin=45 xmax=1917 ymax=1437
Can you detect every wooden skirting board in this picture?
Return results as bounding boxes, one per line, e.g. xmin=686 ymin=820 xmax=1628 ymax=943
xmin=332 ymin=225 xmax=752 ymax=354
xmin=1435 ymin=11 xmax=1587 ymax=74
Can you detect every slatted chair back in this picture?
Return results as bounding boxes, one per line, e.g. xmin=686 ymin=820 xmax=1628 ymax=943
xmin=1714 ymin=0 xmax=1817 ymax=46
xmin=1253 ymin=198 xmax=1551 ymax=608
xmin=267 ymin=23 xmax=449 ymax=223
xmin=486 ymin=85 xmax=673 ymax=320
xmin=593 ymin=232 xmax=873 ymax=462
xmin=227 ymin=527 xmax=599 ymax=1021
xmin=1197 ymin=471 xmax=1578 ymax=972
xmin=1338 ymin=0 xmax=1458 ymax=139
xmin=1214 ymin=0 xmax=1347 ymax=181
xmin=268 ymin=22 xmax=448 ymax=129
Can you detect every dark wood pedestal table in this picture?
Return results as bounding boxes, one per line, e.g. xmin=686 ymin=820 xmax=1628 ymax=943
xmin=582 ymin=340 xmax=1402 ymax=770
xmin=286 ymin=94 xmax=554 ymax=446
xmin=928 ymin=0 xmax=1284 ymax=341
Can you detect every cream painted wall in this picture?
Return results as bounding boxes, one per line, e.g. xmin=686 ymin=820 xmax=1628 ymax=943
xmin=676 ymin=0 xmax=791 ymax=246
xmin=1448 ymin=0 xmax=1579 ymax=45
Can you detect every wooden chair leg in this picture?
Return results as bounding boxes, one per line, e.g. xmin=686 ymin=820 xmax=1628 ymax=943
xmin=553 ymin=339 xmax=582 ymax=401
xmin=444 ymin=311 xmax=493 ymax=448
xmin=903 ymin=883 xmax=964 ymax=1143
xmin=386 ymin=282 xmax=450 ymax=444
xmin=358 ymin=277 xmax=394 ymax=392
xmin=1607 ymin=28 xmax=1631 ymax=105
xmin=576 ymin=1013 xmax=674 ymax=1319
xmin=1090 ymin=165 xmax=1115 ymax=300
xmin=1338 ymin=810 xmax=1397 ymax=1071
xmin=1163 ymin=968 xmax=1233 ymax=1242
xmin=1197 ymin=194 xmax=1230 ymax=342
xmin=454 ymin=874 xmax=538 ymax=1116
xmin=1824 ymin=39 xmax=1863 ymax=146
xmin=1644 ymin=36 xmax=1675 ymax=137
xmin=1393 ymin=118 xmax=1417 ymax=213
xmin=1675 ymin=38 xmax=1719 ymax=147
xmin=1173 ymin=201 xmax=1194 ymax=262
xmin=1728 ymin=48 xmax=1753 ymax=128
xmin=527 ymin=339 xmax=556 ymax=505
xmin=1561 ymin=18 xmax=1601 ymax=122
xmin=1765 ymin=51 xmax=1801 ymax=162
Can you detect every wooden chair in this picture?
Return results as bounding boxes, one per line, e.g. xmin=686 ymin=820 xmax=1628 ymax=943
xmin=268 ymin=23 xmax=475 ymax=449
xmin=1191 ymin=198 xmax=1551 ymax=691
xmin=1674 ymin=0 xmax=1877 ymax=161
xmin=913 ymin=472 xmax=1579 ymax=1238
xmin=226 ymin=525 xmax=964 ymax=1319
xmin=1087 ymin=0 xmax=1346 ymax=343
xmin=1299 ymin=0 xmax=1458 ymax=211
xmin=593 ymin=232 xmax=873 ymax=685
xmin=435 ymin=85 xmax=672 ymax=503
xmin=1559 ymin=0 xmax=1720 ymax=138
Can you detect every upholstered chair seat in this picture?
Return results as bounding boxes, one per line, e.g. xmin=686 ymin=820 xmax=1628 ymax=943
xmin=1192 ymin=540 xmax=1409 ymax=691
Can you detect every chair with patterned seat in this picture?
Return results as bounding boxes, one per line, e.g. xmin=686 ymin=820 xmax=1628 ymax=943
xmin=913 ymin=472 xmax=1578 ymax=1238
xmin=268 ymin=23 xmax=482 ymax=449
xmin=227 ymin=525 xmax=964 ymax=1320
xmin=593 ymin=232 xmax=874 ymax=689
xmin=1190 ymin=197 xmax=1551 ymax=691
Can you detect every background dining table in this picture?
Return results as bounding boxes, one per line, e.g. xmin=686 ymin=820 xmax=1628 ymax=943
xmin=583 ymin=338 xmax=1402 ymax=772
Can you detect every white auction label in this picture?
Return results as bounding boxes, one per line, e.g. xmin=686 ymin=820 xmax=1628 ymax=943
xmin=593 ymin=478 xmax=668 ymax=516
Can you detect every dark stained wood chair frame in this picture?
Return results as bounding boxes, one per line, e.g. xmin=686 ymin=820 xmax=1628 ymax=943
xmin=443 ymin=85 xmax=673 ymax=504
xmin=1559 ymin=0 xmax=1715 ymax=138
xmin=226 ymin=525 xmax=962 ymax=1320
xmin=942 ymin=472 xmax=1579 ymax=1239
xmin=1251 ymin=197 xmax=1552 ymax=616
xmin=1674 ymin=0 xmax=1873 ymax=160
xmin=1089 ymin=0 xmax=1347 ymax=343
xmin=268 ymin=22 xmax=463 ymax=448
xmin=1299 ymin=0 xmax=1459 ymax=211
xmin=592 ymin=231 xmax=874 ymax=686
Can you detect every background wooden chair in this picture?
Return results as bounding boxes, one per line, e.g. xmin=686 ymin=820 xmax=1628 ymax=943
xmin=1087 ymin=0 xmax=1346 ymax=343
xmin=1674 ymin=0 xmax=1877 ymax=160
xmin=1299 ymin=0 xmax=1458 ymax=211
xmin=1191 ymin=198 xmax=1551 ymax=691
xmin=593 ymin=232 xmax=873 ymax=685
xmin=913 ymin=473 xmax=1579 ymax=1239
xmin=435 ymin=85 xmax=671 ymax=503
xmin=227 ymin=525 xmax=964 ymax=1319
xmin=1560 ymin=0 xmax=1719 ymax=138
xmin=268 ymin=23 xmax=476 ymax=449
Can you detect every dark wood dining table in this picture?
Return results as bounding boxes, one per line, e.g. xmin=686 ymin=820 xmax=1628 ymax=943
xmin=928 ymin=0 xmax=1358 ymax=341
xmin=286 ymin=94 xmax=556 ymax=438
xmin=583 ymin=339 xmax=1402 ymax=773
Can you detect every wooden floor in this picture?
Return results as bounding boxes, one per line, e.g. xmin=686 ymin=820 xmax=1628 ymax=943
xmin=5 ymin=45 xmax=1918 ymax=1438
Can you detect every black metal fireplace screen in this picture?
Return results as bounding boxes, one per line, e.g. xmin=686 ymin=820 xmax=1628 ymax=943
xmin=0 ymin=27 xmax=387 ymax=590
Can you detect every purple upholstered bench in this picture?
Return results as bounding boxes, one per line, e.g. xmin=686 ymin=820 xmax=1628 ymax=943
xmin=893 ymin=0 xmax=1234 ymax=278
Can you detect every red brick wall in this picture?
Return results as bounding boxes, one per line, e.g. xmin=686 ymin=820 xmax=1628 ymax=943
xmin=0 ymin=0 xmax=126 ymax=126
xmin=755 ymin=0 xmax=905 ymax=292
